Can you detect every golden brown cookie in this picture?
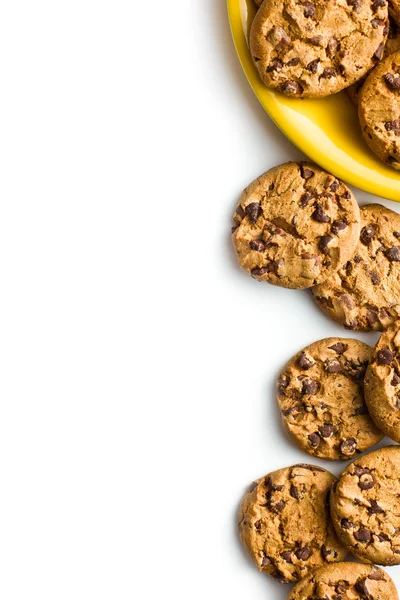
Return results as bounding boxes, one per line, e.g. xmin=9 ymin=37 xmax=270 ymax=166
xmin=287 ymin=562 xmax=399 ymax=600
xmin=312 ymin=204 xmax=400 ymax=331
xmin=364 ymin=321 xmax=400 ymax=442
xmin=348 ymin=19 xmax=400 ymax=105
xmin=390 ymin=0 xmax=400 ymax=26
xmin=231 ymin=163 xmax=360 ymax=289
xmin=277 ymin=338 xmax=383 ymax=460
xmin=238 ymin=465 xmax=347 ymax=583
xmin=359 ymin=50 xmax=400 ymax=169
xmin=330 ymin=446 xmax=400 ymax=565
xmin=249 ymin=0 xmax=388 ymax=98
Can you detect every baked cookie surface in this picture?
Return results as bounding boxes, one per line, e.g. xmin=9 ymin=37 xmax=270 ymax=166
xmin=277 ymin=338 xmax=383 ymax=460
xmin=249 ymin=0 xmax=388 ymax=98
xmin=232 ymin=162 xmax=360 ymax=289
xmin=238 ymin=464 xmax=347 ymax=583
xmin=359 ymin=50 xmax=400 ymax=169
xmin=312 ymin=204 xmax=400 ymax=331
xmin=287 ymin=562 xmax=399 ymax=600
xmin=330 ymin=446 xmax=400 ymax=565
xmin=365 ymin=321 xmax=400 ymax=442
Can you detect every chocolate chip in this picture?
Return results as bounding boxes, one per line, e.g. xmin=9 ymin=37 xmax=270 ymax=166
xmin=358 ymin=472 xmax=375 ymax=490
xmin=327 ymin=38 xmax=338 ymax=58
xmin=371 ymin=269 xmax=380 ymax=285
xmin=311 ymin=35 xmax=323 ymax=45
xmin=384 ymin=73 xmax=400 ymax=90
xmin=325 ymin=358 xmax=341 ymax=373
xmin=295 ymin=463 xmax=325 ymax=472
xmin=250 ymin=239 xmax=267 ymax=252
xmin=336 ymin=580 xmax=349 ymax=593
xmin=354 ymin=255 xmax=362 ymax=263
xmin=330 ymin=180 xmax=340 ymax=192
xmin=308 ymin=432 xmax=321 ymax=447
xmin=354 ymin=528 xmax=371 ymax=542
xmin=374 ymin=42 xmax=385 ymax=60
xmin=300 ymin=192 xmax=314 ymax=206
xmin=344 ymin=319 xmax=358 ymax=331
xmin=368 ymin=570 xmax=385 ymax=580
xmin=332 ymin=220 xmax=347 ymax=234
xmin=231 ymin=225 xmax=238 ymax=234
xmin=321 ymin=67 xmax=337 ymax=78
xmin=329 ymin=342 xmax=347 ymax=354
xmin=302 ymin=378 xmax=318 ymax=395
xmin=313 ymin=203 xmax=330 ymax=222
xmin=272 ymin=573 xmax=290 ymax=584
xmin=368 ymin=500 xmax=384 ymax=514
xmin=290 ymin=484 xmax=299 ymax=499
xmin=319 ymin=235 xmax=333 ymax=251
xmin=392 ymin=372 xmax=400 ymax=386
xmin=245 ymin=203 xmax=263 ymax=223
xmin=373 ymin=0 xmax=387 ymax=7
xmin=319 ymin=423 xmax=336 ymax=438
xmin=300 ymin=164 xmax=314 ymax=179
xmin=277 ymin=375 xmax=289 ymax=394
xmin=282 ymin=406 xmax=300 ymax=416
xmin=301 ymin=1 xmax=316 ymax=17
xmin=295 ymin=546 xmax=311 ymax=560
xmin=286 ymin=57 xmax=300 ymax=67
xmin=297 ymin=352 xmax=315 ymax=370
xmin=385 ymin=246 xmax=400 ymax=261
xmin=340 ymin=438 xmax=356 ymax=456
xmin=307 ymin=59 xmax=319 ymax=74
xmin=372 ymin=18 xmax=385 ymax=28
xmin=255 ymin=519 xmax=263 ymax=531
xmin=281 ymin=80 xmax=303 ymax=96
xmin=394 ymin=231 xmax=400 ymax=238
xmin=341 ymin=519 xmax=355 ymax=529
xmin=355 ymin=579 xmax=369 ymax=595
xmin=321 ymin=545 xmax=332 ymax=560
xmin=281 ymin=551 xmax=293 ymax=563
xmin=269 ymin=499 xmax=285 ymax=513
xmin=251 ymin=266 xmax=269 ymax=277
xmin=248 ymin=481 xmax=258 ymax=493
xmin=385 ymin=120 xmax=400 ymax=134
xmin=236 ymin=205 xmax=245 ymax=219
xmin=346 ymin=0 xmax=362 ymax=8
xmin=267 ymin=26 xmax=291 ymax=48
xmin=267 ymin=59 xmax=283 ymax=73
xmin=377 ymin=348 xmax=393 ymax=364
xmin=342 ymin=191 xmax=351 ymax=199
xmin=261 ymin=555 xmax=271 ymax=567
xmin=360 ymin=224 xmax=376 ymax=245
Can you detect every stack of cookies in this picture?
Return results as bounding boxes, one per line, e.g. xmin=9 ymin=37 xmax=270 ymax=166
xmin=250 ymin=0 xmax=400 ymax=169
xmin=234 ymin=161 xmax=400 ymax=598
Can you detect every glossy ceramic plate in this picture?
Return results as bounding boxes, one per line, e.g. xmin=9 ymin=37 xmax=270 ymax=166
xmin=228 ymin=0 xmax=400 ymax=201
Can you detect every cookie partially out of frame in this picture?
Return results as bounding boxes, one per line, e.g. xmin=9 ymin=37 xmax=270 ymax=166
xmin=249 ymin=0 xmax=388 ymax=98
xmin=287 ymin=562 xmax=398 ymax=600
xmin=277 ymin=338 xmax=383 ymax=460
xmin=232 ymin=162 xmax=360 ymax=289
xmin=312 ymin=204 xmax=400 ymax=331
xmin=238 ymin=464 xmax=347 ymax=583
xmin=330 ymin=446 xmax=400 ymax=565
xmin=365 ymin=321 xmax=400 ymax=442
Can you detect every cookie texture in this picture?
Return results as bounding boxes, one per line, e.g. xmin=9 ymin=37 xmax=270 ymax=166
xmin=331 ymin=446 xmax=400 ymax=565
xmin=238 ymin=465 xmax=347 ymax=583
xmin=390 ymin=0 xmax=400 ymax=25
xmin=312 ymin=204 xmax=400 ymax=331
xmin=348 ymin=19 xmax=400 ymax=104
xmin=277 ymin=338 xmax=383 ymax=460
xmin=359 ymin=50 xmax=400 ymax=169
xmin=249 ymin=0 xmax=388 ymax=98
xmin=287 ymin=562 xmax=399 ymax=600
xmin=365 ymin=321 xmax=400 ymax=442
xmin=231 ymin=162 xmax=360 ymax=290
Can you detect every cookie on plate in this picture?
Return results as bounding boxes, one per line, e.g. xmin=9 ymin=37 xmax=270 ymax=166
xmin=287 ymin=562 xmax=399 ymax=600
xmin=365 ymin=321 xmax=400 ymax=442
xmin=330 ymin=446 xmax=400 ymax=565
xmin=238 ymin=464 xmax=347 ymax=583
xmin=348 ymin=19 xmax=400 ymax=105
xmin=277 ymin=338 xmax=383 ymax=460
xmin=232 ymin=162 xmax=360 ymax=289
xmin=312 ymin=204 xmax=400 ymax=331
xmin=359 ymin=50 xmax=400 ymax=169
xmin=249 ymin=0 xmax=388 ymax=98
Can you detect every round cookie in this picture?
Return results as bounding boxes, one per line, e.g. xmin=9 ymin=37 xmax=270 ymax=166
xmin=365 ymin=321 xmax=400 ymax=442
xmin=277 ymin=338 xmax=383 ymax=460
xmin=249 ymin=0 xmax=388 ymax=99
xmin=238 ymin=464 xmax=347 ymax=583
xmin=312 ymin=204 xmax=400 ymax=331
xmin=231 ymin=162 xmax=360 ymax=290
xmin=287 ymin=562 xmax=399 ymax=600
xmin=330 ymin=446 xmax=400 ymax=565
xmin=359 ymin=50 xmax=400 ymax=169
xmin=348 ymin=19 xmax=400 ymax=105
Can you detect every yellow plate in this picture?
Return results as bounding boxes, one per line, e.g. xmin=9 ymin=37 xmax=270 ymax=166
xmin=228 ymin=0 xmax=400 ymax=201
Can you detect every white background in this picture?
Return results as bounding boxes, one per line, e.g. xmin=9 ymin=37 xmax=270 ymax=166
xmin=0 ymin=1 xmax=399 ymax=598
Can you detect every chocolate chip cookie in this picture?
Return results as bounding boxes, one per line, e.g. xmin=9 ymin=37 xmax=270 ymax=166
xmin=365 ymin=321 xmax=400 ymax=442
xmin=359 ymin=50 xmax=400 ymax=169
xmin=232 ymin=163 xmax=360 ymax=289
xmin=331 ymin=446 xmax=400 ymax=565
xmin=277 ymin=338 xmax=383 ymax=460
xmin=287 ymin=562 xmax=398 ymax=600
xmin=348 ymin=19 xmax=400 ymax=105
xmin=249 ymin=0 xmax=388 ymax=98
xmin=312 ymin=204 xmax=400 ymax=331
xmin=238 ymin=465 xmax=347 ymax=583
